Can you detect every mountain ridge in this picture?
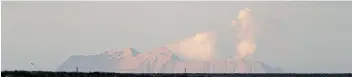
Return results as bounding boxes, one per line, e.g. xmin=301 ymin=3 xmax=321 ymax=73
xmin=57 ymin=47 xmax=284 ymax=73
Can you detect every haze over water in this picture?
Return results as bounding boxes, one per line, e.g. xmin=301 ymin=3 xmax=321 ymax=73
xmin=2 ymin=1 xmax=352 ymax=73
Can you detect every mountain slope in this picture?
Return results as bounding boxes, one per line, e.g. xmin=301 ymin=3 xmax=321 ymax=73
xmin=57 ymin=47 xmax=284 ymax=73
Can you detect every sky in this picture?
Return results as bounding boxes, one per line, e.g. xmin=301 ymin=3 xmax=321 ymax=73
xmin=2 ymin=1 xmax=352 ymax=73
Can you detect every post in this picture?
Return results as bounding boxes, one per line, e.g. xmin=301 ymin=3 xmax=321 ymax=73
xmin=76 ymin=67 xmax=78 ymax=72
xmin=184 ymin=68 xmax=187 ymax=73
xmin=76 ymin=67 xmax=78 ymax=77
xmin=233 ymin=68 xmax=235 ymax=73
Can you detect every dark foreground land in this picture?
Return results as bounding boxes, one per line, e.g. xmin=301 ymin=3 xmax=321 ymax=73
xmin=2 ymin=71 xmax=352 ymax=77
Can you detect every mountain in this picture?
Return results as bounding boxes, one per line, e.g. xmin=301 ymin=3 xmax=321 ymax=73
xmin=56 ymin=48 xmax=139 ymax=72
xmin=56 ymin=54 xmax=119 ymax=72
xmin=57 ymin=25 xmax=283 ymax=73
xmin=56 ymin=7 xmax=286 ymax=73
xmin=56 ymin=29 xmax=284 ymax=73
xmin=57 ymin=47 xmax=284 ymax=73
xmin=117 ymin=46 xmax=182 ymax=73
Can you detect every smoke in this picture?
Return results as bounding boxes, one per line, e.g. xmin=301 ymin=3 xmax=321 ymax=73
xmin=165 ymin=8 xmax=257 ymax=61
xmin=233 ymin=8 xmax=257 ymax=60
xmin=166 ymin=31 xmax=216 ymax=61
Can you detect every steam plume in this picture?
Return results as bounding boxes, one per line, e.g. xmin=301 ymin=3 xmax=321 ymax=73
xmin=166 ymin=31 xmax=216 ymax=61
xmin=233 ymin=8 xmax=257 ymax=60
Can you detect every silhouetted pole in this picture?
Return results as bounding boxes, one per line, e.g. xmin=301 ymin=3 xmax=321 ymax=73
xmin=76 ymin=67 xmax=78 ymax=77
xmin=76 ymin=67 xmax=78 ymax=72
xmin=233 ymin=68 xmax=235 ymax=73
xmin=184 ymin=68 xmax=187 ymax=73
